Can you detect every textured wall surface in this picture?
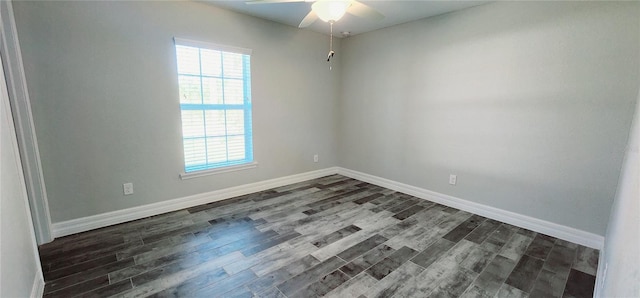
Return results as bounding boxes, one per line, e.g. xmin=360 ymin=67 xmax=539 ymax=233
xmin=13 ymin=1 xmax=340 ymax=222
xmin=338 ymin=1 xmax=639 ymax=235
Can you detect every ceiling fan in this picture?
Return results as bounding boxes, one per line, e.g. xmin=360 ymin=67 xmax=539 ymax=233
xmin=246 ymin=0 xmax=385 ymax=28
xmin=247 ymin=0 xmax=384 ymax=66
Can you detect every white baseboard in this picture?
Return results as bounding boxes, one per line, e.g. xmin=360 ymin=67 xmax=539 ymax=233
xmin=30 ymin=271 xmax=44 ymax=298
xmin=336 ymin=167 xmax=604 ymax=249
xmin=51 ymin=166 xmax=604 ymax=249
xmin=51 ymin=167 xmax=340 ymax=238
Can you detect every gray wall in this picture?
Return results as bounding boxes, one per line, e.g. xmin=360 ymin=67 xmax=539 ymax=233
xmin=12 ymin=1 xmax=340 ymax=223
xmin=12 ymin=1 xmax=640 ymax=239
xmin=598 ymin=87 xmax=639 ymax=296
xmin=338 ymin=1 xmax=640 ymax=236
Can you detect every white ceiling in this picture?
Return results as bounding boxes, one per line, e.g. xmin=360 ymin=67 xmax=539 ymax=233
xmin=202 ymin=1 xmax=490 ymax=37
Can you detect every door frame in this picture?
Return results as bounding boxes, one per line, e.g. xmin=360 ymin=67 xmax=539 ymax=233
xmin=0 ymin=0 xmax=53 ymax=244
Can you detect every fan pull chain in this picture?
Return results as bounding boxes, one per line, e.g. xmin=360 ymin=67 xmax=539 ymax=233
xmin=327 ymin=21 xmax=335 ymax=70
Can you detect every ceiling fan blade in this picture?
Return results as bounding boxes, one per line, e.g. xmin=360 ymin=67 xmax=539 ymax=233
xmin=298 ymin=10 xmax=318 ymax=28
xmin=347 ymin=0 xmax=384 ymax=20
xmin=246 ymin=0 xmax=305 ymax=4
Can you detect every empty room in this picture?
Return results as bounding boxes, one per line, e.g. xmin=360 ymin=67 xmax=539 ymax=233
xmin=0 ymin=0 xmax=638 ymax=297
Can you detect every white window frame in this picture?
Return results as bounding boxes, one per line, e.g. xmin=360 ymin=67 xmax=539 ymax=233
xmin=174 ymin=38 xmax=256 ymax=179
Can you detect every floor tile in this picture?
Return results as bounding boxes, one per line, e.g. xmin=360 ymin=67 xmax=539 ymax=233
xmin=37 ymin=175 xmax=598 ymax=298
xmin=505 ymin=254 xmax=545 ymax=293
xmin=366 ymin=246 xmax=418 ymax=280
xmin=276 ymin=256 xmax=345 ymax=296
xmin=573 ymin=246 xmax=599 ymax=275
xmin=563 ymin=269 xmax=596 ymax=298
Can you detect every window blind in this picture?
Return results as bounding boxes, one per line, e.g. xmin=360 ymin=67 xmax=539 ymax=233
xmin=174 ymin=39 xmax=253 ymax=173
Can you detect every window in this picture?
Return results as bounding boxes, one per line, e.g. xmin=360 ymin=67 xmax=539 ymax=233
xmin=174 ymin=38 xmax=254 ymax=175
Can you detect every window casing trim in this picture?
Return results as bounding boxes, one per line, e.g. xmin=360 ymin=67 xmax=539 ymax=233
xmin=174 ymin=37 xmax=252 ymax=55
xmin=179 ymin=161 xmax=258 ymax=180
xmin=174 ymin=37 xmax=255 ymax=175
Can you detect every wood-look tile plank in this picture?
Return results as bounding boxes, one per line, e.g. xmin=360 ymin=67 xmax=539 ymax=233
xmin=499 ymin=233 xmax=534 ymax=261
xmin=249 ymin=188 xmax=351 ymax=221
xmin=441 ymin=206 xmax=460 ymax=214
xmin=392 ymin=204 xmax=426 ymax=220
xmin=288 ymin=269 xmax=351 ymax=298
xmin=529 ymin=269 xmax=567 ymax=298
xmin=312 ymin=225 xmax=362 ymax=248
xmin=212 ymin=230 xmax=280 ymax=255
xmin=543 ymin=242 xmax=577 ymax=279
xmin=465 ymin=219 xmax=502 ymax=244
xmin=505 ymin=254 xmax=545 ymax=293
xmin=45 ymin=254 xmax=117 ymax=281
xmin=496 ymin=283 xmax=529 ymax=298
xmin=117 ymin=251 xmax=246 ymax=298
xmin=209 ymin=189 xmax=319 ymax=223
xmin=411 ymin=238 xmax=456 ymax=268
xmin=224 ymin=287 xmax=255 ymax=298
xmin=428 ymin=266 xmax=477 ymax=297
xmin=369 ymin=194 xmax=408 ymax=213
xmin=207 ymin=226 xmax=278 ymax=250
xmin=226 ymin=242 xmax=318 ymax=276
xmin=460 ymin=255 xmax=517 ymax=298
xmin=324 ymin=271 xmax=377 ymax=298
xmin=311 ymin=214 xmax=398 ymax=262
xmin=110 ymin=248 xmax=200 ymax=283
xmin=44 ymin=258 xmax=134 ymax=294
xmin=367 ymin=193 xmax=393 ymax=206
xmin=459 ymin=246 xmax=496 ymax=274
xmin=44 ymin=239 xmax=143 ymax=272
xmin=361 ymin=260 xmax=425 ymax=298
xmin=276 ymin=256 xmax=345 ymax=297
xmin=340 ymin=244 xmax=395 ymax=277
xmin=353 ymin=193 xmax=383 ymax=205
xmin=132 ymin=234 xmax=211 ymax=265
xmin=305 ymin=188 xmax=368 ymax=209
xmin=562 ymin=269 xmax=596 ymax=298
xmin=270 ymin=178 xmax=320 ymax=192
xmin=187 ymin=195 xmax=254 ymax=213
xmin=388 ymin=199 xmax=421 ymax=214
xmin=255 ymin=286 xmax=287 ymax=298
xmin=525 ymin=233 xmax=556 ymax=260
xmin=366 ymin=246 xmax=418 ymax=280
xmin=389 ymin=259 xmax=464 ymax=297
xmin=76 ymin=278 xmax=133 ymax=298
xmin=314 ymin=174 xmax=350 ymax=185
xmin=573 ymin=246 xmax=599 ymax=275
xmin=378 ymin=217 xmax=420 ymax=239
xmin=264 ymin=201 xmax=360 ymax=234
xmin=115 ymin=233 xmax=197 ymax=261
xmin=442 ymin=214 xmax=486 ymax=243
xmin=140 ymin=221 xmax=211 ymax=244
xmin=131 ymin=256 xmax=214 ymax=288
xmin=192 ymin=269 xmax=258 ymax=297
xmin=43 ymin=275 xmax=109 ymax=298
xmin=480 ymin=224 xmax=516 ymax=253
xmin=337 ymin=234 xmax=388 ymax=262
xmin=246 ymin=255 xmax=320 ymax=294
xmin=37 ymin=175 xmax=598 ymax=298
xmin=240 ymin=231 xmax=302 ymax=256
xmin=399 ymin=210 xmax=470 ymax=252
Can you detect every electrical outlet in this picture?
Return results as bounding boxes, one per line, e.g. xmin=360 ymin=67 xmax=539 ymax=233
xmin=314 ymin=154 xmax=319 ymax=163
xmin=449 ymin=174 xmax=457 ymax=185
xmin=123 ymin=183 xmax=134 ymax=195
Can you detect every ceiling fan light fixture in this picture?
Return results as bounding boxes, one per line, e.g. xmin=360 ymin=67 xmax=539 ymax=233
xmin=312 ymin=0 xmax=351 ymax=23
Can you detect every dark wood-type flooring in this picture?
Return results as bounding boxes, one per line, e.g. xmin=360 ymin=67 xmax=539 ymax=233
xmin=39 ymin=175 xmax=599 ymax=297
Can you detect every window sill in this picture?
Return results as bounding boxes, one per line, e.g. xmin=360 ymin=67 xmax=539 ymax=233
xmin=179 ymin=162 xmax=258 ymax=180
